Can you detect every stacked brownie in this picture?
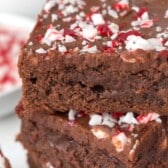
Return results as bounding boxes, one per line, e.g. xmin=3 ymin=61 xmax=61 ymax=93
xmin=17 ymin=0 xmax=168 ymax=167
xmin=0 ymin=150 xmax=11 ymax=168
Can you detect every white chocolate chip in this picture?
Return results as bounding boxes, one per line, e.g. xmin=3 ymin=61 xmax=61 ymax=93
xmin=112 ymin=132 xmax=129 ymax=152
xmin=91 ymin=128 xmax=109 ymax=139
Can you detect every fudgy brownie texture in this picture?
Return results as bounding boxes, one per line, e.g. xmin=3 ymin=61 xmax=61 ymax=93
xmin=18 ymin=0 xmax=168 ymax=115
xmin=0 ymin=150 xmax=11 ymax=168
xmin=17 ymin=106 xmax=168 ymax=168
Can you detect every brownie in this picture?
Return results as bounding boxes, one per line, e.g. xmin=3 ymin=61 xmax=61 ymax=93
xmin=18 ymin=0 xmax=168 ymax=115
xmin=0 ymin=150 xmax=11 ymax=168
xmin=27 ymin=150 xmax=168 ymax=168
xmin=17 ymin=106 xmax=168 ymax=168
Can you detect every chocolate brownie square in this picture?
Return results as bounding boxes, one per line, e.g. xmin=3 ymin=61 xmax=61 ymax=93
xmin=18 ymin=0 xmax=168 ymax=115
xmin=17 ymin=105 xmax=168 ymax=168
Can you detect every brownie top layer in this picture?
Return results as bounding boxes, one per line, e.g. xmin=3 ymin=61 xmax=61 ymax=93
xmin=26 ymin=0 xmax=168 ymax=56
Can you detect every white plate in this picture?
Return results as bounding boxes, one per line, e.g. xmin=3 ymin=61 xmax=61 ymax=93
xmin=0 ymin=114 xmax=28 ymax=168
xmin=0 ymin=13 xmax=35 ymax=117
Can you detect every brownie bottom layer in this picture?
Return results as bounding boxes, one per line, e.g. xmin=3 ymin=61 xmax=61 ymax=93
xmin=18 ymin=109 xmax=168 ymax=168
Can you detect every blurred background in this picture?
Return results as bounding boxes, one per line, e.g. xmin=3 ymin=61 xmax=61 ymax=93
xmin=0 ymin=0 xmax=45 ymax=19
xmin=0 ymin=0 xmax=45 ymax=167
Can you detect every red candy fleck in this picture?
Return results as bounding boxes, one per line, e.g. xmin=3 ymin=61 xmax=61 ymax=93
xmin=117 ymin=31 xmax=142 ymax=43
xmin=113 ymin=2 xmax=129 ymax=12
xmin=97 ymin=24 xmax=112 ymax=37
xmin=158 ymin=50 xmax=168 ymax=57
xmin=111 ymin=41 xmax=119 ymax=48
xmin=35 ymin=34 xmax=43 ymax=42
xmin=140 ymin=20 xmax=153 ymax=28
xmin=102 ymin=46 xmax=115 ymax=53
xmin=63 ymin=28 xmax=76 ymax=37
xmin=135 ymin=8 xmax=148 ymax=19
xmin=112 ymin=112 xmax=124 ymax=120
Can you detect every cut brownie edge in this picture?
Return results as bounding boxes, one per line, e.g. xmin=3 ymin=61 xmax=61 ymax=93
xmin=20 ymin=51 xmax=168 ymax=115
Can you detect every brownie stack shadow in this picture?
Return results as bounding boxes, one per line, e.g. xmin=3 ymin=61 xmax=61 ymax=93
xmin=17 ymin=0 xmax=168 ymax=167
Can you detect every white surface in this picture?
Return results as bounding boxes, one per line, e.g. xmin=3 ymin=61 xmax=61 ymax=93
xmin=0 ymin=114 xmax=28 ymax=168
xmin=0 ymin=13 xmax=35 ymax=117
xmin=0 ymin=0 xmax=45 ymax=19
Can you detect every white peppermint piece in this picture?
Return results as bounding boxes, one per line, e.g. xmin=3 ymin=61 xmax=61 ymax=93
xmin=44 ymin=0 xmax=57 ymax=12
xmin=109 ymin=23 xmax=119 ymax=33
xmin=82 ymin=25 xmax=97 ymax=41
xmin=102 ymin=120 xmax=115 ymax=128
xmin=119 ymin=112 xmax=138 ymax=125
xmin=102 ymin=113 xmax=117 ymax=123
xmin=42 ymin=27 xmax=64 ymax=46
xmin=126 ymin=35 xmax=154 ymax=50
xmin=141 ymin=12 xmax=149 ymax=21
xmin=108 ymin=8 xmax=119 ymax=19
xmin=164 ymin=10 xmax=168 ymax=18
xmin=147 ymin=38 xmax=165 ymax=51
xmin=89 ymin=114 xmax=102 ymax=126
xmin=58 ymin=45 xmax=67 ymax=53
xmin=64 ymin=35 xmax=76 ymax=43
xmin=132 ymin=6 xmax=140 ymax=12
xmin=81 ymin=45 xmax=98 ymax=53
xmin=35 ymin=48 xmax=47 ymax=54
xmin=68 ymin=109 xmax=77 ymax=121
xmin=45 ymin=162 xmax=54 ymax=168
xmin=140 ymin=19 xmax=153 ymax=28
xmin=28 ymin=41 xmax=33 ymax=46
xmin=51 ymin=14 xmax=58 ymax=22
xmin=137 ymin=113 xmax=161 ymax=124
xmin=156 ymin=26 xmax=162 ymax=32
xmin=91 ymin=13 xmax=105 ymax=25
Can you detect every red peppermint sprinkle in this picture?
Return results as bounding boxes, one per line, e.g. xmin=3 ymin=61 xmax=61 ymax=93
xmin=113 ymin=1 xmax=129 ymax=12
xmin=136 ymin=113 xmax=160 ymax=124
xmin=140 ymin=20 xmax=153 ymax=28
xmin=159 ymin=50 xmax=168 ymax=57
xmin=102 ymin=46 xmax=115 ymax=53
xmin=112 ymin=41 xmax=120 ymax=48
xmin=117 ymin=31 xmax=142 ymax=43
xmin=135 ymin=8 xmax=148 ymax=19
xmin=112 ymin=112 xmax=124 ymax=120
xmin=63 ymin=28 xmax=76 ymax=37
xmin=162 ymin=39 xmax=167 ymax=45
xmin=77 ymin=111 xmax=88 ymax=117
xmin=97 ymin=24 xmax=112 ymax=37
xmin=34 ymin=20 xmax=43 ymax=30
xmin=86 ymin=12 xmax=97 ymax=21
